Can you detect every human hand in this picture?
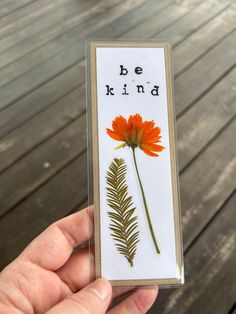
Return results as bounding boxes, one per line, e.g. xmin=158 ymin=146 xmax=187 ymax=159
xmin=0 ymin=207 xmax=158 ymax=313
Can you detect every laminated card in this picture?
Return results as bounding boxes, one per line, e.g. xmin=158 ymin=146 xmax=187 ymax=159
xmin=86 ymin=41 xmax=184 ymax=287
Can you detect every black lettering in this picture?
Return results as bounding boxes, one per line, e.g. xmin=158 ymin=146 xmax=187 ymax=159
xmin=137 ymin=85 xmax=145 ymax=93
xmin=106 ymin=85 xmax=114 ymax=95
xmin=122 ymin=84 xmax=129 ymax=95
xmin=151 ymin=85 xmax=159 ymax=96
xmin=135 ymin=67 xmax=143 ymax=75
xmin=120 ymin=65 xmax=128 ymax=75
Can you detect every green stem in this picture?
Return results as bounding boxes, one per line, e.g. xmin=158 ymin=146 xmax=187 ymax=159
xmin=131 ymin=147 xmax=160 ymax=254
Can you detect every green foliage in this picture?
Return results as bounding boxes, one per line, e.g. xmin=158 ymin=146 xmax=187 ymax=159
xmin=106 ymin=158 xmax=139 ymax=267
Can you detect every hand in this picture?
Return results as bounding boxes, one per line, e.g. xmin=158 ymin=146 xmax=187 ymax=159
xmin=0 ymin=207 xmax=158 ymax=313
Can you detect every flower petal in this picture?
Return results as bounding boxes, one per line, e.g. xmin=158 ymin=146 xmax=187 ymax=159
xmin=142 ymin=148 xmax=159 ymax=157
xmin=106 ymin=128 xmax=123 ymax=141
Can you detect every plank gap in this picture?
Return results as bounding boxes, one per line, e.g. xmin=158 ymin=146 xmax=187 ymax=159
xmin=228 ymin=302 xmax=236 ymax=314
xmin=184 ymin=187 xmax=236 ymax=255
xmin=176 ymin=64 xmax=236 ymax=119
xmin=0 ymin=149 xmax=87 ymax=220
xmin=0 ymin=109 xmax=86 ymax=176
xmin=175 ymin=26 xmax=236 ymax=78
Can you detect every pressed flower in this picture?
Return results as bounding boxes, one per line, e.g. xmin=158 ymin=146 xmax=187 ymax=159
xmin=106 ymin=114 xmax=165 ymax=156
xmin=107 ymin=114 xmax=165 ymax=255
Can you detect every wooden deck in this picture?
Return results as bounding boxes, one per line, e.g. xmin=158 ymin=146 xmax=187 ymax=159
xmin=0 ymin=0 xmax=235 ymax=312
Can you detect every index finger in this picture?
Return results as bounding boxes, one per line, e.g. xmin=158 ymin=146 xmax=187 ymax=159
xmin=20 ymin=206 xmax=94 ymax=271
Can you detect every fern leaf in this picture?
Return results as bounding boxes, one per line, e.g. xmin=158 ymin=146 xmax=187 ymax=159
xmin=106 ymin=158 xmax=139 ymax=267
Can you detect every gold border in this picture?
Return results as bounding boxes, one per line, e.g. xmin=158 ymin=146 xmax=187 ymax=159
xmin=88 ymin=41 xmax=184 ymax=287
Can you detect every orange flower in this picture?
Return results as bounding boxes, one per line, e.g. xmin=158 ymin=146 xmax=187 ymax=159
xmin=106 ymin=114 xmax=165 ymax=156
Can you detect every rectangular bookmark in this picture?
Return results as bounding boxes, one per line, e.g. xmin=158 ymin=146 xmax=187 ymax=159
xmin=86 ymin=41 xmax=184 ymax=287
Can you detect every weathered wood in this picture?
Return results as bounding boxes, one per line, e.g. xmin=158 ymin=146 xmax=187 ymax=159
xmin=149 ymin=191 xmax=236 ymax=314
xmin=0 ymin=0 xmax=130 ymax=90
xmin=173 ymin=7 xmax=236 ymax=77
xmin=0 ymin=153 xmax=88 ymax=269
xmin=153 ymin=0 xmax=227 ymax=47
xmin=123 ymin=0 xmax=205 ymax=39
xmin=0 ymin=113 xmax=86 ymax=218
xmin=0 ymin=0 xmax=80 ymax=39
xmin=1 ymin=1 xmax=234 ymax=115
xmin=0 ymin=65 xmax=84 ymax=138
xmin=0 ymin=0 xmax=95 ymax=54
xmin=0 ymin=0 xmax=165 ymax=95
xmin=0 ymin=0 xmax=123 ymax=70
xmin=177 ymin=67 xmax=236 ymax=170
xmin=181 ymin=117 xmax=236 ymax=249
xmin=0 ymin=84 xmax=85 ymax=174
xmin=0 ymin=0 xmax=160 ymax=111
xmin=174 ymin=29 xmax=236 ymax=117
xmin=0 ymin=0 xmax=227 ymax=138
xmin=0 ymin=0 xmax=35 ymax=19
xmin=0 ymin=0 xmax=155 ymax=70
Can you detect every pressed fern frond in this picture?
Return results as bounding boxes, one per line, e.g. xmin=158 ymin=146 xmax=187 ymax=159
xmin=106 ymin=158 xmax=139 ymax=267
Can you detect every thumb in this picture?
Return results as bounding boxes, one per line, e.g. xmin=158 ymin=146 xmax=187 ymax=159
xmin=46 ymin=278 xmax=112 ymax=314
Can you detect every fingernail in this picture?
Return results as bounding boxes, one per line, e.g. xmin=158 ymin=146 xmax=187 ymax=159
xmin=89 ymin=279 xmax=110 ymax=301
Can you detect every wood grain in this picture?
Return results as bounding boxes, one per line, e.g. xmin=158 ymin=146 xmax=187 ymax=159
xmin=175 ymin=29 xmax=236 ymax=116
xmin=0 ymin=0 xmax=35 ymax=19
xmin=0 ymin=0 xmax=96 ymax=54
xmin=0 ymin=0 xmax=80 ymax=38
xmin=153 ymin=0 xmax=227 ymax=47
xmin=173 ymin=6 xmax=236 ymax=77
xmin=177 ymin=66 xmax=236 ymax=170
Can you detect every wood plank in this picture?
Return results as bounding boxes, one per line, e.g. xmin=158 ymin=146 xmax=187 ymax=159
xmin=0 ymin=0 xmax=13 ymax=7
xmin=180 ymin=117 xmax=236 ymax=249
xmin=173 ymin=6 xmax=236 ymax=77
xmin=0 ymin=0 xmax=123 ymax=69
xmin=0 ymin=0 xmax=164 ymax=86
xmin=0 ymin=153 xmax=88 ymax=269
xmin=0 ymin=65 xmax=83 ymax=138
xmin=0 ymin=0 xmax=81 ymax=39
xmin=0 ymin=0 xmax=226 ymax=137
xmin=0 ymin=0 xmax=161 ymax=111
xmin=1 ymin=2 xmax=233 ymax=114
xmin=0 ymin=0 xmax=207 ymax=84
xmin=0 ymin=83 xmax=85 ymax=175
xmin=0 ymin=0 xmax=130 ymax=89
xmin=0 ymin=0 xmax=95 ymax=54
xmin=177 ymin=66 xmax=236 ymax=170
xmin=174 ymin=30 xmax=236 ymax=116
xmin=0 ymin=113 xmax=86 ymax=218
xmin=0 ymin=0 xmax=35 ymax=19
xmin=149 ymin=191 xmax=236 ymax=314
xmin=123 ymin=0 xmax=205 ymax=39
xmin=0 ymin=0 xmax=159 ymax=68
xmin=152 ymin=0 xmax=227 ymax=47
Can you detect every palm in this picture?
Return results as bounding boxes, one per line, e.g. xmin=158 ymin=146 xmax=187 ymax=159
xmin=0 ymin=210 xmax=92 ymax=313
xmin=0 ymin=208 xmax=157 ymax=313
